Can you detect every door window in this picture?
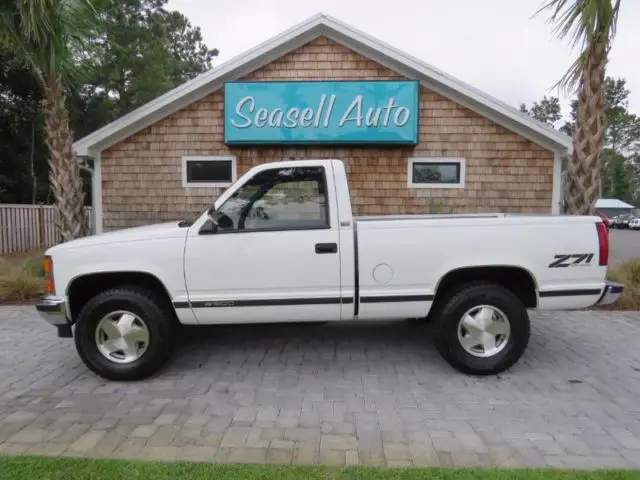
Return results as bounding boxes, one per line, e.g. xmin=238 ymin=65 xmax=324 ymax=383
xmin=216 ymin=166 xmax=330 ymax=232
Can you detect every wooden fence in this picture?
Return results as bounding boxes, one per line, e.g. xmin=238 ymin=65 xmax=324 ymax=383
xmin=0 ymin=204 xmax=94 ymax=255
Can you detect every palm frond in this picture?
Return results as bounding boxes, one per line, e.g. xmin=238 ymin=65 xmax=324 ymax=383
xmin=16 ymin=0 xmax=55 ymax=45
xmin=0 ymin=8 xmax=44 ymax=85
xmin=557 ymin=47 xmax=590 ymax=94
xmin=0 ymin=0 xmax=101 ymax=88
xmin=536 ymin=0 xmax=621 ymax=93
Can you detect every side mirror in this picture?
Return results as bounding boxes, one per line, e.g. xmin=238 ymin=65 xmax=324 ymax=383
xmin=200 ymin=206 xmax=233 ymax=234
xmin=197 ymin=206 xmax=219 ymax=235
xmin=207 ymin=206 xmax=219 ymax=227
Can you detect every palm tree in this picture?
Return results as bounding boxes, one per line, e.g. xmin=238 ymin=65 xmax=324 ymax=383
xmin=538 ymin=0 xmax=622 ymax=215
xmin=0 ymin=0 xmax=100 ymax=241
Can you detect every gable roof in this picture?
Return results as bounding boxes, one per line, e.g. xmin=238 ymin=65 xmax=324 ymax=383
xmin=595 ymin=198 xmax=635 ymax=209
xmin=73 ymin=12 xmax=573 ymax=156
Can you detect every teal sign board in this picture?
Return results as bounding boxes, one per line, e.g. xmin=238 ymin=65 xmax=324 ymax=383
xmin=223 ymin=80 xmax=419 ymax=145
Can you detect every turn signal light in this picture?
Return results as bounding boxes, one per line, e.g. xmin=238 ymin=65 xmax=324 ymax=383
xmin=43 ymin=256 xmax=55 ymax=295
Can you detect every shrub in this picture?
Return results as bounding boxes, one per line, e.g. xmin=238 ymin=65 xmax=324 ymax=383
xmin=22 ymin=253 xmax=45 ymax=277
xmin=0 ymin=255 xmax=44 ymax=304
xmin=602 ymin=258 xmax=640 ymax=310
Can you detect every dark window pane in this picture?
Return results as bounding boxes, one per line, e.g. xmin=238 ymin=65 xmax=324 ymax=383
xmin=187 ymin=159 xmax=232 ymax=183
xmin=412 ymin=162 xmax=460 ymax=184
xmin=217 ymin=166 xmax=329 ymax=231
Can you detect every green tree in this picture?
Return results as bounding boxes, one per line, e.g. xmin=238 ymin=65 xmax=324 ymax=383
xmin=601 ymin=151 xmax=635 ymax=200
xmin=537 ymin=0 xmax=622 ymax=215
xmin=604 ymin=79 xmax=640 ymax=154
xmin=0 ymin=0 xmax=218 ymax=209
xmin=0 ymin=0 xmax=101 ymax=240
xmin=562 ymin=78 xmax=640 ymax=150
xmin=600 ymin=97 xmax=640 ymax=203
xmin=75 ymin=0 xmax=218 ymax=129
xmin=521 ymin=76 xmax=640 ymax=206
xmin=0 ymin=51 xmax=48 ymax=204
xmin=560 ymin=78 xmax=640 ymax=203
xmin=630 ymin=153 xmax=640 ymax=204
xmin=0 ymin=50 xmax=94 ymax=206
xmin=519 ymin=96 xmax=562 ymax=126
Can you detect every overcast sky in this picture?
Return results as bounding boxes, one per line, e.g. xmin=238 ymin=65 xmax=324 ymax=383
xmin=167 ymin=0 xmax=640 ymax=122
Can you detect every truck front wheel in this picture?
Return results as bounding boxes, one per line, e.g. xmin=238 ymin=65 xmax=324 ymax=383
xmin=433 ymin=282 xmax=530 ymax=375
xmin=74 ymin=287 xmax=176 ymax=381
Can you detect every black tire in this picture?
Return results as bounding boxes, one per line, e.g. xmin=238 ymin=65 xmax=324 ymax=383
xmin=433 ymin=282 xmax=530 ymax=375
xmin=74 ymin=287 xmax=176 ymax=381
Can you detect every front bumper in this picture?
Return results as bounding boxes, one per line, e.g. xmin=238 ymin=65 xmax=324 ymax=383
xmin=595 ymin=281 xmax=624 ymax=306
xmin=35 ymin=296 xmax=72 ymax=336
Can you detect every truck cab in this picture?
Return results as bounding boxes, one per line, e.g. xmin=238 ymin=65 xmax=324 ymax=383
xmin=180 ymin=160 xmax=356 ymax=326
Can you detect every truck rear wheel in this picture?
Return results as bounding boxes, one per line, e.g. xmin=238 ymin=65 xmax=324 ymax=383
xmin=433 ymin=282 xmax=530 ymax=375
xmin=74 ymin=287 xmax=176 ymax=381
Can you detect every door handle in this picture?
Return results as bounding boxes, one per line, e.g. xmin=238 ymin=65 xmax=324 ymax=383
xmin=315 ymin=242 xmax=337 ymax=254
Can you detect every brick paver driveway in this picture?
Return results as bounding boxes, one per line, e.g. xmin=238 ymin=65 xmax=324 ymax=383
xmin=1 ymin=306 xmax=640 ymax=469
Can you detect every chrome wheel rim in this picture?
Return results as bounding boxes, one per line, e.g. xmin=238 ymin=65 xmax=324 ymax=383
xmin=95 ymin=310 xmax=150 ymax=364
xmin=457 ymin=305 xmax=511 ymax=358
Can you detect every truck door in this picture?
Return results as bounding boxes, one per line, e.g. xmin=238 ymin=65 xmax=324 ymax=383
xmin=182 ymin=161 xmax=346 ymax=324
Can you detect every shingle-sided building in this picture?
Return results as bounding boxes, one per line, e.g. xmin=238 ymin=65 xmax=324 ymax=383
xmin=73 ymin=13 xmax=572 ymax=233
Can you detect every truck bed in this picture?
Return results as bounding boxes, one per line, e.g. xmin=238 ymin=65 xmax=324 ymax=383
xmin=350 ymin=212 xmax=606 ymax=321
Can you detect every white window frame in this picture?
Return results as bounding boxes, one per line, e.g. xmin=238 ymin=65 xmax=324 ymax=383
xmin=407 ymin=157 xmax=466 ymax=189
xmin=182 ymin=155 xmax=237 ymax=188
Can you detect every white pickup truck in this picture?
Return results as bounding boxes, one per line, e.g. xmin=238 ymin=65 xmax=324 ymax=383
xmin=36 ymin=159 xmax=623 ymax=381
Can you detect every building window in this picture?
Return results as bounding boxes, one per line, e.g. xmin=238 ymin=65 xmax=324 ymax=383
xmin=407 ymin=157 xmax=466 ymax=188
xmin=182 ymin=155 xmax=237 ymax=187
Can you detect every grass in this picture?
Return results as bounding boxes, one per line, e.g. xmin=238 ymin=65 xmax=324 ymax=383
xmin=0 ymin=455 xmax=638 ymax=480
xmin=0 ymin=250 xmax=639 ymax=311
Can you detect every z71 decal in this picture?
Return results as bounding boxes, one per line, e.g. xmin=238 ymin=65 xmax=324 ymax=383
xmin=548 ymin=254 xmax=594 ymax=268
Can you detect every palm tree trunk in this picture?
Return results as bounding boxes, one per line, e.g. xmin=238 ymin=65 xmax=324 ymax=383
xmin=41 ymin=76 xmax=89 ymax=241
xmin=563 ymin=37 xmax=608 ymax=216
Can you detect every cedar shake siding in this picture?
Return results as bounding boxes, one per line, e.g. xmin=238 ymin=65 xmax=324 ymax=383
xmin=100 ymin=37 xmax=554 ymax=231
